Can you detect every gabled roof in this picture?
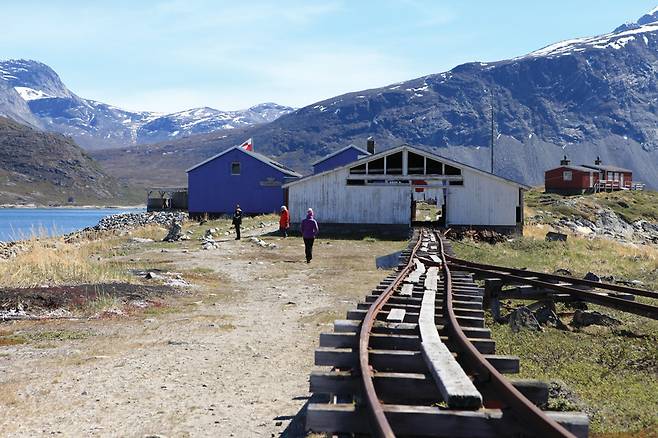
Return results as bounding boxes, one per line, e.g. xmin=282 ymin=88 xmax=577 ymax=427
xmin=186 ymin=146 xmax=301 ymax=177
xmin=582 ymin=164 xmax=632 ymax=173
xmin=311 ymin=144 xmax=370 ymax=166
xmin=284 ymin=144 xmax=531 ymax=189
xmin=547 ymin=165 xmax=596 ymax=173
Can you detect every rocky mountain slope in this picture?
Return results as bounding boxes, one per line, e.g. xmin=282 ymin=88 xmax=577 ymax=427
xmin=0 ymin=59 xmax=294 ymax=150
xmin=95 ymin=9 xmax=658 ymax=189
xmin=0 ymin=116 xmax=137 ymax=205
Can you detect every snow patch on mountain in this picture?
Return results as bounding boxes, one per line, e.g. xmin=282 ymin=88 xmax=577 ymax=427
xmin=14 ymin=86 xmax=51 ymax=101
xmin=523 ymin=24 xmax=656 ymax=58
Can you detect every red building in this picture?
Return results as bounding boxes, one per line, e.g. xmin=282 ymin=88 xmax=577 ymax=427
xmin=545 ymin=156 xmax=635 ymax=195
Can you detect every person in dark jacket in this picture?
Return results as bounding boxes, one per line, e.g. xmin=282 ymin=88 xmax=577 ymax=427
xmin=301 ymin=208 xmax=319 ymax=263
xmin=232 ymin=205 xmax=243 ymax=240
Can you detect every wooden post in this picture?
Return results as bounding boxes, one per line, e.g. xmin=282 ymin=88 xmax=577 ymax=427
xmin=484 ymin=278 xmax=503 ymax=322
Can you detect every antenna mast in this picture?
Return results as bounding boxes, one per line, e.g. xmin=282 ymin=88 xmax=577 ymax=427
xmin=490 ymin=90 xmax=495 ymax=174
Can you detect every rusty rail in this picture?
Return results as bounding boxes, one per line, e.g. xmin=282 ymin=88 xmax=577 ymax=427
xmin=358 ymin=230 xmax=423 ymax=437
xmin=436 ymin=233 xmax=577 ymax=438
xmin=442 ymin=259 xmax=658 ymax=320
xmin=446 ymin=255 xmax=658 ymax=301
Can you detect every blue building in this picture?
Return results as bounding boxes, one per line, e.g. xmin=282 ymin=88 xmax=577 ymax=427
xmin=312 ymin=144 xmax=370 ymax=174
xmin=187 ymin=146 xmax=301 ymax=216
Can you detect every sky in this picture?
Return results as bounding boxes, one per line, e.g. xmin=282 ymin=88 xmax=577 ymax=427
xmin=1 ymin=1 xmax=656 ymax=113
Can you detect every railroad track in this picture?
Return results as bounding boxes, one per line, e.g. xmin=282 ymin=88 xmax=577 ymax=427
xmin=306 ymin=229 xmax=589 ymax=437
xmin=440 ymin=253 xmax=658 ymax=321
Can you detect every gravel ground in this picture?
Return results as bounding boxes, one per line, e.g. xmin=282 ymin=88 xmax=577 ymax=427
xmin=0 ymin=227 xmax=405 ymax=437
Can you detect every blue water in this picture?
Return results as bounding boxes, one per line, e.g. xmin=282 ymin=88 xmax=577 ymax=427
xmin=0 ymin=208 xmax=145 ymax=242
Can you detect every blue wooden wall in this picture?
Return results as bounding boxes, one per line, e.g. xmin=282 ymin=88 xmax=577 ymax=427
xmin=188 ymin=148 xmax=293 ymax=215
xmin=313 ymin=147 xmax=367 ymax=173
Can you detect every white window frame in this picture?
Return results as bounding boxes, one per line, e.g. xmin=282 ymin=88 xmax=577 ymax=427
xmin=563 ymin=171 xmax=573 ymax=181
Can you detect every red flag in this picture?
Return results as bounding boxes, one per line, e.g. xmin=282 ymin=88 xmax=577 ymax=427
xmin=240 ymin=138 xmax=253 ymax=151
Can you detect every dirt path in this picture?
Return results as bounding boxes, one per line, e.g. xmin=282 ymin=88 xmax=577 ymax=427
xmin=0 ymin=230 xmax=405 ymax=437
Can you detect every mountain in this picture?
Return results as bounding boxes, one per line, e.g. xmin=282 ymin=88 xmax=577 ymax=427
xmin=93 ymin=8 xmax=658 ymax=190
xmin=0 ymin=116 xmax=138 ymax=205
xmin=0 ymin=59 xmax=294 ymax=150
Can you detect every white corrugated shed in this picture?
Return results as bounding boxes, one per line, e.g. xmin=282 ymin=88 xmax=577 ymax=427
xmin=446 ymin=167 xmax=521 ymax=226
xmin=284 ymin=145 xmax=529 ymax=230
xmin=287 ymin=167 xmax=411 ymax=224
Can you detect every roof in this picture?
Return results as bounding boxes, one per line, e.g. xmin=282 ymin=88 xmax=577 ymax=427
xmin=283 ymin=144 xmax=531 ymax=189
xmin=186 ymin=146 xmax=301 ymax=177
xmin=546 ymin=165 xmax=596 ymax=173
xmin=581 ymin=164 xmax=632 ymax=173
xmin=311 ymin=144 xmax=370 ymax=166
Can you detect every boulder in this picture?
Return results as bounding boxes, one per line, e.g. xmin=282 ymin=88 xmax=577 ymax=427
xmin=571 ymin=310 xmax=621 ymax=328
xmin=163 ymin=221 xmax=183 ymax=242
xmin=553 ymin=268 xmax=572 ymax=276
xmin=583 ymin=272 xmax=601 ymax=282
xmin=509 ymin=306 xmax=542 ymax=332
xmin=545 ymin=231 xmax=567 ymax=242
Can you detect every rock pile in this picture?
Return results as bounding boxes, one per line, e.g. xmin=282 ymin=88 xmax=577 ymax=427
xmin=445 ymin=229 xmax=506 ymax=244
xmin=249 ymin=236 xmax=277 ymax=249
xmin=163 ymin=220 xmax=189 ymax=242
xmin=200 ymin=228 xmax=220 ymax=250
xmin=547 ymin=208 xmax=658 ymax=245
xmin=65 ymin=211 xmax=188 ymax=242
xmin=90 ymin=211 xmax=187 ymax=232
xmin=0 ymin=241 xmax=28 ymax=260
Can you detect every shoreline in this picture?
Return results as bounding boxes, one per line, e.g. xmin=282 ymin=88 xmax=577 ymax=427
xmin=0 ymin=204 xmax=146 ymax=209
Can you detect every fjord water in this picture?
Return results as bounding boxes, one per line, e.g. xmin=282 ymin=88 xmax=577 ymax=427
xmin=0 ymin=208 xmax=144 ymax=242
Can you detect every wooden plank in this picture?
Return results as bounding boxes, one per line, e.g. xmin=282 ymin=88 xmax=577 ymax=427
xmin=419 ymin=266 xmax=482 ymax=409
xmin=424 ymin=266 xmax=439 ymax=291
xmin=399 ymin=283 xmax=414 ymax=297
xmin=306 ymin=403 xmax=589 ymax=438
xmin=319 ymin=331 xmax=494 ymax=354
xmin=387 ymin=308 xmax=406 ymax=322
xmin=371 ymin=290 xmax=484 ymax=303
xmin=309 ymin=371 xmax=548 ymax=406
xmin=315 ymin=348 xmax=518 ymax=374
xmin=356 ymin=302 xmax=485 ymax=318
xmin=346 ymin=309 xmax=486 ymax=328
xmin=333 ymin=319 xmax=491 ymax=339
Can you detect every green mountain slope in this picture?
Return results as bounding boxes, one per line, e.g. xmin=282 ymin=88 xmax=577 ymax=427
xmin=0 ymin=117 xmax=140 ymax=205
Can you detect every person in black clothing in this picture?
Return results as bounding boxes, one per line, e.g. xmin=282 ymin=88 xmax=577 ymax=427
xmin=232 ymin=205 xmax=243 ymax=240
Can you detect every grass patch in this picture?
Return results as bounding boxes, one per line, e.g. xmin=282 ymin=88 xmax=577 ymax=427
xmin=451 ymin=225 xmax=658 ymax=291
xmin=452 ymin=227 xmax=658 ymax=434
xmin=525 ymin=187 xmax=658 ymax=226
xmin=0 ymin=236 xmax=136 ymax=288
xmin=491 ymin=323 xmax=658 ymax=434
xmin=0 ymin=333 xmax=27 ymax=346
xmin=0 ymin=329 xmax=93 ymax=346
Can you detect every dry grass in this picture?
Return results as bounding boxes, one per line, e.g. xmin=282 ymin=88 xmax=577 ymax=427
xmin=0 ymin=223 xmax=179 ymax=288
xmin=0 ymin=236 xmax=135 ymax=288
xmin=455 ymin=224 xmax=658 ymax=291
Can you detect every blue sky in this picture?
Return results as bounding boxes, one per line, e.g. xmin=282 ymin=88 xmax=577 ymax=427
xmin=2 ymin=1 xmax=656 ymax=113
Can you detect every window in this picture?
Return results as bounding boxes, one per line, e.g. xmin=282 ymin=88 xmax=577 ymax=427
xmin=408 ymin=152 xmax=425 ymax=174
xmin=426 ymin=158 xmax=443 ymax=175
xmin=385 ymin=152 xmax=403 ymax=175
xmin=231 ymin=161 xmax=241 ymax=175
xmin=368 ymin=157 xmax=385 ymax=174
xmin=563 ymin=171 xmax=572 ymax=181
xmin=350 ymin=163 xmax=366 ymax=174
xmin=346 ymin=179 xmax=365 ymax=186
xmin=445 ymin=164 xmax=461 ymax=176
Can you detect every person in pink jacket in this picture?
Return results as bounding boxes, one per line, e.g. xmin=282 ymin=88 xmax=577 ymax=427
xmin=300 ymin=208 xmax=319 ymax=263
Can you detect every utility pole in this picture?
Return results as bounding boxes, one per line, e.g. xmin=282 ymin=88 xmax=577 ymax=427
xmin=490 ymin=90 xmax=495 ymax=174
